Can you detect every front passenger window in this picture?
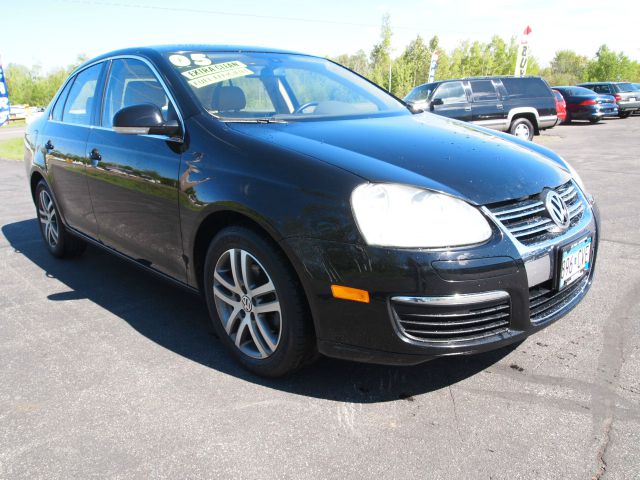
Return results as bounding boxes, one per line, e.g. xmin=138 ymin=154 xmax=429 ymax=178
xmin=102 ymin=58 xmax=176 ymax=128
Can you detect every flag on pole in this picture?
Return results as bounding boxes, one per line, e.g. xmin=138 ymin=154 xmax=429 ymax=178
xmin=514 ymin=26 xmax=532 ymax=77
xmin=0 ymin=56 xmax=10 ymax=127
xmin=427 ymin=51 xmax=439 ymax=83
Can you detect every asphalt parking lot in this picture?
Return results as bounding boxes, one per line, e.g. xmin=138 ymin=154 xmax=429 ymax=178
xmin=1 ymin=117 xmax=639 ymax=479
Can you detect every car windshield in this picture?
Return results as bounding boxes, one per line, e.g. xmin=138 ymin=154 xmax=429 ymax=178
xmin=165 ymin=51 xmax=408 ymax=122
xmin=405 ymin=83 xmax=436 ymax=103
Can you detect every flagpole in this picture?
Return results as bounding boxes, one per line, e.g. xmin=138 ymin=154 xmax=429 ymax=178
xmin=0 ymin=53 xmax=12 ymax=127
xmin=514 ymin=26 xmax=532 ymax=77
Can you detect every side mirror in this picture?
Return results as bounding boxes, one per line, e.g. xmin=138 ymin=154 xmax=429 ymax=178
xmin=113 ymin=104 xmax=181 ymax=138
xmin=431 ymin=98 xmax=444 ymax=107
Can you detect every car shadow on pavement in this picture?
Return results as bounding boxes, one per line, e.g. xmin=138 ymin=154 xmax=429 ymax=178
xmin=3 ymin=219 xmax=518 ymax=403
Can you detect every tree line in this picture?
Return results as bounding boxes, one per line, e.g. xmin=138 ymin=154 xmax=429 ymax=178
xmin=332 ymin=15 xmax=640 ymax=97
xmin=3 ymin=15 xmax=640 ymax=107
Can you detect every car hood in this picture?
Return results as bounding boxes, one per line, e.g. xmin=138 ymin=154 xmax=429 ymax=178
xmin=227 ymin=112 xmax=570 ymax=205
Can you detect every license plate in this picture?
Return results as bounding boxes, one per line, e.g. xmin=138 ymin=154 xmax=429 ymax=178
xmin=557 ymin=236 xmax=592 ymax=290
xmin=628 ymin=97 xmax=636 ymax=102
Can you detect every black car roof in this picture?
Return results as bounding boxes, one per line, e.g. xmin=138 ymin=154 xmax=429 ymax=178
xmin=80 ymin=44 xmax=311 ymax=67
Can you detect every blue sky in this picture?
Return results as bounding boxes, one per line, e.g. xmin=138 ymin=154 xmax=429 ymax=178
xmin=2 ymin=0 xmax=639 ymax=70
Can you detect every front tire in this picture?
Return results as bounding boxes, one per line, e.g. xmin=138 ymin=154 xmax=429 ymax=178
xmin=619 ymin=111 xmax=631 ymax=119
xmin=509 ymin=117 xmax=534 ymax=141
xmin=589 ymin=117 xmax=601 ymax=124
xmin=203 ymin=226 xmax=315 ymax=377
xmin=35 ymin=180 xmax=86 ymax=258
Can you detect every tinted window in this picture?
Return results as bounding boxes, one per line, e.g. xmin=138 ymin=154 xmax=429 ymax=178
xmin=51 ymin=79 xmax=74 ymax=122
xmin=563 ymin=86 xmax=597 ymax=96
xmin=470 ymin=80 xmax=498 ymax=101
xmin=102 ymin=58 xmax=174 ymax=128
xmin=501 ymin=78 xmax=550 ymax=98
xmin=433 ymin=81 xmax=467 ymax=104
xmin=62 ymin=63 xmax=103 ymax=125
xmin=591 ymin=84 xmax=611 ymax=94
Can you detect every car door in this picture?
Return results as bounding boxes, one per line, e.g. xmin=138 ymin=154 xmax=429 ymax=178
xmin=429 ymin=81 xmax=472 ymax=121
xmin=85 ymin=57 xmax=186 ymax=281
xmin=42 ymin=62 xmax=105 ymax=238
xmin=469 ymin=79 xmax=507 ymax=130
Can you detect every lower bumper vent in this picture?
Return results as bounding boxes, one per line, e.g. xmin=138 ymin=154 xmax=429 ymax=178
xmin=391 ymin=292 xmax=511 ymax=343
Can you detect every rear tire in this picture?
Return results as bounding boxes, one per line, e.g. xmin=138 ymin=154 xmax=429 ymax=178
xmin=509 ymin=117 xmax=534 ymax=141
xmin=619 ymin=111 xmax=631 ymax=119
xmin=589 ymin=117 xmax=601 ymax=124
xmin=203 ymin=226 xmax=316 ymax=377
xmin=35 ymin=180 xmax=87 ymax=259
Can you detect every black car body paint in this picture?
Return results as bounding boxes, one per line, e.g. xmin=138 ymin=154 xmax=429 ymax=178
xmin=24 ymin=46 xmax=599 ymax=367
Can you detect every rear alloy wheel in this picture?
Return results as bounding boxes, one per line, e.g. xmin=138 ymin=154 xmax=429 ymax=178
xmin=619 ymin=111 xmax=631 ymax=119
xmin=509 ymin=117 xmax=534 ymax=141
xmin=203 ymin=226 xmax=315 ymax=377
xmin=35 ymin=180 xmax=86 ymax=258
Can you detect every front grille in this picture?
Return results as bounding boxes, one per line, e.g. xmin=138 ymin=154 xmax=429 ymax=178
xmin=529 ymin=276 xmax=589 ymax=324
xmin=391 ymin=295 xmax=511 ymax=343
xmin=488 ymin=181 xmax=585 ymax=246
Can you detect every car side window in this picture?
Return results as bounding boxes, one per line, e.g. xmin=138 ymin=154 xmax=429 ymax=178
xmin=101 ymin=58 xmax=176 ymax=128
xmin=51 ymin=78 xmax=75 ymax=122
xmin=432 ymin=82 xmax=467 ymax=104
xmin=470 ymin=80 xmax=499 ymax=102
xmin=593 ymin=85 xmax=610 ymax=94
xmin=61 ymin=63 xmax=103 ymax=126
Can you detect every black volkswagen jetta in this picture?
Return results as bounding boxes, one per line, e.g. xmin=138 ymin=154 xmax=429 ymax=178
xmin=24 ymin=45 xmax=599 ymax=377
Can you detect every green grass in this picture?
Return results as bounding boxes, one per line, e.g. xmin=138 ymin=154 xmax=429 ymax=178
xmin=0 ymin=137 xmax=24 ymax=161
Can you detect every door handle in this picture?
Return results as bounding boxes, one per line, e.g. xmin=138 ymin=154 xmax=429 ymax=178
xmin=89 ymin=148 xmax=102 ymax=162
xmin=464 ymin=106 xmax=472 ymax=111
xmin=496 ymin=104 xmax=504 ymax=109
xmin=45 ymin=140 xmax=54 ymax=151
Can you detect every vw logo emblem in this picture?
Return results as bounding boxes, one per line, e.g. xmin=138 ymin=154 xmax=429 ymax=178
xmin=241 ymin=295 xmax=253 ymax=313
xmin=544 ymin=190 xmax=570 ymax=231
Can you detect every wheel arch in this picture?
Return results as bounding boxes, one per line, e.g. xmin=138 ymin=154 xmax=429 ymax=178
xmin=30 ymin=170 xmax=45 ymax=203
xmin=191 ymin=208 xmax=318 ymax=339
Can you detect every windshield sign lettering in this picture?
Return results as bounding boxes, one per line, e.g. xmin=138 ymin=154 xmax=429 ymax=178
xmin=181 ymin=61 xmax=252 ymax=88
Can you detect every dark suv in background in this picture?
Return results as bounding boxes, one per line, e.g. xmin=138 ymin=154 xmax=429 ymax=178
xmin=404 ymin=76 xmax=558 ymax=141
xmin=578 ymin=82 xmax=640 ymax=118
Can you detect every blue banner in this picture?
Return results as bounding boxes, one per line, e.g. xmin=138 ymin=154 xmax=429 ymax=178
xmin=0 ymin=59 xmax=10 ymax=127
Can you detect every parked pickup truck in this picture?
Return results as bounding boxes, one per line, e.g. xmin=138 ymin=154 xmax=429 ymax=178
xmin=404 ymin=76 xmax=558 ymax=141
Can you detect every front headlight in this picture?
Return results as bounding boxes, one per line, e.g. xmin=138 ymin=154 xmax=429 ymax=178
xmin=351 ymin=183 xmax=493 ymax=248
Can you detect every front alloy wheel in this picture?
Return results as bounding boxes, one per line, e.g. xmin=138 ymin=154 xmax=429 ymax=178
xmin=213 ymin=248 xmax=281 ymax=359
xmin=203 ymin=226 xmax=315 ymax=377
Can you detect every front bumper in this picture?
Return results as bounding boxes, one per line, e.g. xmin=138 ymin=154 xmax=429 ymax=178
xmin=283 ymin=194 xmax=600 ymax=366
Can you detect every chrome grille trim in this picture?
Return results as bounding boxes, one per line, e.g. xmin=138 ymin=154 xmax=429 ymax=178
xmin=391 ymin=291 xmax=511 ymax=344
xmin=486 ymin=180 xmax=586 ymax=247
